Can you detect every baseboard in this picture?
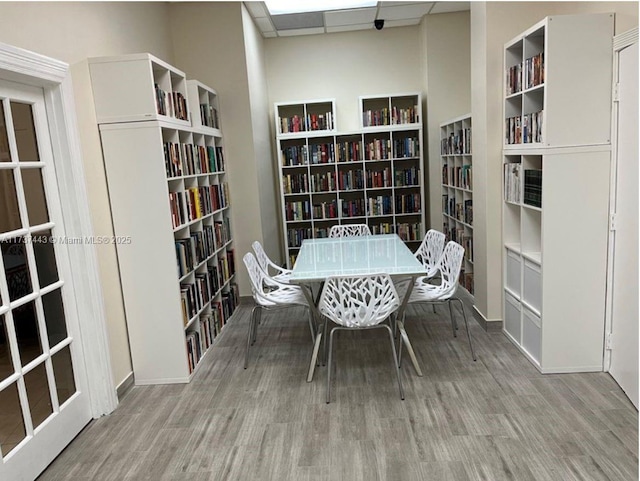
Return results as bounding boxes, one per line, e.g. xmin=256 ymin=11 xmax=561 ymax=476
xmin=116 ymin=371 xmax=134 ymax=400
xmin=472 ymin=305 xmax=503 ymax=332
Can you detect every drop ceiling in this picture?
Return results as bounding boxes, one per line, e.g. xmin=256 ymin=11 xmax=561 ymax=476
xmin=245 ymin=1 xmax=470 ymax=37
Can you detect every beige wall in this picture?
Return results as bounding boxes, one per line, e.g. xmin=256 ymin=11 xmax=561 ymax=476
xmin=0 ymin=1 xmax=175 ymax=388
xmin=242 ymin=5 xmax=282 ymax=265
xmin=169 ymin=2 xmax=268 ymax=298
xmin=420 ymin=11 xmax=471 ymax=229
xmin=471 ymin=1 xmax=639 ymax=325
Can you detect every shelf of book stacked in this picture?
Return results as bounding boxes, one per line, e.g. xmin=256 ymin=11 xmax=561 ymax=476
xmin=275 ymin=99 xmax=336 ymax=138
xmin=91 ymin=55 xmax=239 ymax=384
xmin=276 ymin=94 xmax=425 ymax=267
xmin=360 ymin=93 xmax=421 ymax=131
xmin=440 ymin=113 xmax=473 ymax=295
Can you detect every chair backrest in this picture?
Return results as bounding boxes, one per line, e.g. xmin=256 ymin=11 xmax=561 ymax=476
xmin=251 ymin=240 xmax=270 ymax=273
xmin=436 ymin=241 xmax=465 ymax=298
xmin=243 ymin=252 xmax=270 ymax=305
xmin=328 ymin=224 xmax=371 ymax=238
xmin=414 ymin=229 xmax=446 ymax=277
xmin=318 ymin=273 xmax=399 ymax=328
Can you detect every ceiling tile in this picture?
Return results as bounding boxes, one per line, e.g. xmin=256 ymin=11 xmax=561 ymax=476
xmin=383 ymin=18 xmax=422 ymax=28
xmin=271 ymin=12 xmax=324 ymax=30
xmin=429 ymin=2 xmax=470 ymax=14
xmin=255 ymin=17 xmax=275 ymax=32
xmin=324 ymin=7 xmax=377 ymax=27
xmin=378 ymin=3 xmax=432 ymax=21
xmin=263 ymin=31 xmax=278 ymax=38
xmin=245 ymin=2 xmax=269 ymax=18
xmin=326 ymin=23 xmax=374 ymax=33
xmin=277 ymin=27 xmax=326 ymax=37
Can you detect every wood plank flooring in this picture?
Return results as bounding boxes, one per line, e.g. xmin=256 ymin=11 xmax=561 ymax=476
xmin=39 ymin=301 xmax=638 ymax=480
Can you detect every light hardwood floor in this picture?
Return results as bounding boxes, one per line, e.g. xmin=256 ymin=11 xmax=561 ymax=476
xmin=39 ymin=301 xmax=638 ymax=481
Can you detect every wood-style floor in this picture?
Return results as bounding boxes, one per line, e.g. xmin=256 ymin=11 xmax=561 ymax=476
xmin=39 ymin=301 xmax=638 ymax=481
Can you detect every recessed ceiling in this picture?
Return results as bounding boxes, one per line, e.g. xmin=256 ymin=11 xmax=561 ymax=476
xmin=244 ymin=1 xmax=470 ymax=37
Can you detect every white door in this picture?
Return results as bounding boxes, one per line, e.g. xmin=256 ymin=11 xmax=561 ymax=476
xmin=609 ymin=40 xmax=639 ymax=409
xmin=0 ymin=80 xmax=92 ymax=479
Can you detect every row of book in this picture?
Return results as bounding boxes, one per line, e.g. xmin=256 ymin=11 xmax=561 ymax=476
xmin=368 ymin=196 xmax=393 ymax=217
xmin=339 ymin=169 xmax=364 ymax=190
xmin=282 ymin=173 xmax=309 ymax=194
xmin=396 ymin=222 xmax=422 ymax=242
xmin=442 ymin=164 xmax=472 ymax=190
xmin=164 ymin=141 xmax=225 ymax=178
xmin=169 ymin=183 xmax=229 ymax=229
xmin=311 ymin=172 xmax=336 ymax=192
xmin=395 ymin=167 xmax=420 ymax=187
xmin=279 ymin=112 xmax=333 ymax=133
xmin=367 ymin=168 xmax=392 ymax=189
xmin=460 ymin=271 xmax=474 ymax=295
xmin=524 ymin=169 xmax=542 ymax=208
xmin=443 ymin=195 xmax=473 ymax=225
xmin=285 ymin=221 xmax=423 ymax=248
xmin=314 ymin=200 xmax=338 ymax=220
xmin=199 ymin=103 xmax=220 ymax=130
xmin=396 ymin=193 xmax=421 ymax=215
xmin=281 ymin=145 xmax=308 ymax=166
xmin=505 ymin=110 xmax=543 ymax=145
xmin=441 ymin=128 xmax=471 ymax=155
xmin=287 ymin=227 xmax=312 ymax=248
xmin=342 ymin=198 xmax=366 ymax=218
xmin=505 ymin=52 xmax=545 ymax=95
xmin=393 ymin=137 xmax=420 ymax=158
xmin=504 ymin=163 xmax=522 ymax=203
xmin=176 ymin=225 xmax=216 ymax=277
xmin=185 ymin=285 xmax=239 ymax=374
xmin=155 ymin=84 xmax=188 ymax=121
xmin=309 ymin=143 xmax=334 ymax=164
xmin=336 ymin=140 xmax=362 ymax=162
xmin=362 ymin=105 xmax=420 ymax=126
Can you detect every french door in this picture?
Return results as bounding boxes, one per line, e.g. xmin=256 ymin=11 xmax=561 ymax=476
xmin=0 ymin=80 xmax=92 ymax=480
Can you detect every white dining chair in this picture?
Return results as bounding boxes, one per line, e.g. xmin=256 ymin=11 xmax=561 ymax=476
xmin=242 ymin=252 xmax=314 ymax=369
xmin=252 ymin=240 xmax=293 ymax=283
xmin=317 ymin=273 xmax=404 ymax=403
xmin=414 ymin=229 xmax=446 ymax=278
xmin=402 ymin=241 xmax=476 ymax=362
xmin=328 ymin=223 xmax=371 ymax=238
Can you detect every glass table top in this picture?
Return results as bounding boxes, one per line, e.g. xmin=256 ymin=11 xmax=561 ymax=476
xmin=290 ymin=234 xmax=426 ymax=282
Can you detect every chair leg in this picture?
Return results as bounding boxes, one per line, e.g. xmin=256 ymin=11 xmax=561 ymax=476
xmin=432 ymin=304 xmax=436 ymax=314
xmin=454 ymin=298 xmax=476 ymax=361
xmin=322 ymin=317 xmax=329 ymax=366
xmin=447 ymin=300 xmax=458 ymax=338
xmin=383 ymin=324 xmax=404 ymax=400
xmin=327 ymin=327 xmax=338 ymax=404
xmin=245 ymin=306 xmax=260 ymax=369
xmin=252 ymin=307 xmax=262 ymax=345
xmin=306 ymin=307 xmax=316 ymax=344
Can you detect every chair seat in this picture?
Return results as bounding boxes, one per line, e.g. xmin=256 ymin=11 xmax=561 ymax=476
xmin=407 ymin=276 xmax=450 ymax=303
xmin=257 ymin=283 xmax=307 ymax=307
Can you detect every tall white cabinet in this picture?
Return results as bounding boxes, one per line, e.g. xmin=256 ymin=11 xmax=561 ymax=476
xmin=89 ymin=54 xmax=238 ymax=384
xmin=501 ymin=14 xmax=614 ymax=373
xmin=276 ymin=94 xmax=425 ymax=267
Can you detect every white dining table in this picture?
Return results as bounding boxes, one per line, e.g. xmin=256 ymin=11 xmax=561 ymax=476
xmin=289 ymin=233 xmax=426 ymax=381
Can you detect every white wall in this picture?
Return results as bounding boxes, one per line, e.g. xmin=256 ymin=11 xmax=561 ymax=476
xmin=470 ymin=1 xmax=639 ymax=325
xmin=242 ymin=5 xmax=282 ymax=265
xmin=0 ymin=1 xmax=175 ymax=389
xmin=420 ymin=11 xmax=471 ymax=229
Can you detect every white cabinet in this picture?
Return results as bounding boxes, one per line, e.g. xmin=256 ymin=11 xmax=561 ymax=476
xmin=440 ymin=114 xmax=473 ymax=294
xmin=501 ymin=14 xmax=613 ymax=373
xmin=89 ymin=54 xmax=238 ymax=384
xmin=276 ymin=94 xmax=425 ymax=267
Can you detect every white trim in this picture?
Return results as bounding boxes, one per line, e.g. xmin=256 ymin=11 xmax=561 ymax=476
xmin=0 ymin=41 xmax=117 ymax=416
xmin=604 ymin=28 xmax=639 ymax=372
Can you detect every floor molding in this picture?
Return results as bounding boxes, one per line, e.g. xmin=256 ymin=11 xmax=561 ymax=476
xmin=116 ymin=372 xmax=134 ymax=400
xmin=472 ymin=305 xmax=503 ymax=332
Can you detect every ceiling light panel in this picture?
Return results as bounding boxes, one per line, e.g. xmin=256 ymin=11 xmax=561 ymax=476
xmin=265 ymin=0 xmax=376 ymax=15
xmin=324 ymin=7 xmax=377 ymax=27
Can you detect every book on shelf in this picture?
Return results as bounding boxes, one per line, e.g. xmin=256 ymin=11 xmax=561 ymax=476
xmin=523 ymin=169 xmax=542 ymax=208
xmin=504 ymin=163 xmax=522 ymax=203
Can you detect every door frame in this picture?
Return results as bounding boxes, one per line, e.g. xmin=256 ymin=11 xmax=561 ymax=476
xmin=604 ymin=27 xmax=639 ymax=371
xmin=0 ymin=42 xmax=117 ymax=416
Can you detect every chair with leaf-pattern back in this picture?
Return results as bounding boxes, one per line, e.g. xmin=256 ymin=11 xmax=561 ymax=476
xmin=401 ymin=241 xmax=476 ymax=362
xmin=242 ymin=252 xmax=314 ymax=369
xmin=317 ymin=273 xmax=403 ymax=403
xmin=328 ymin=224 xmax=371 ymax=238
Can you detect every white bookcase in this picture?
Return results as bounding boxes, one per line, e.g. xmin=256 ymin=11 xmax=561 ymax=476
xmin=89 ymin=55 xmax=238 ymax=385
xmin=275 ymin=94 xmax=425 ymax=267
xmin=501 ymin=13 xmax=614 ymax=373
xmin=440 ymin=114 xmax=473 ymax=295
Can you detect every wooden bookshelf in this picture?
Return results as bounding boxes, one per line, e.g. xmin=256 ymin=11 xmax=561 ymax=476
xmin=89 ymin=54 xmax=239 ymax=385
xmin=501 ymin=14 xmax=614 ymax=374
xmin=276 ymin=94 xmax=425 ymax=267
xmin=440 ymin=114 xmax=473 ymax=295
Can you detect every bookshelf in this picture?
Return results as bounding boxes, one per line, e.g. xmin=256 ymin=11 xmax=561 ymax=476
xmin=440 ymin=114 xmax=473 ymax=295
xmin=276 ymin=94 xmax=425 ymax=267
xmin=501 ymin=13 xmax=614 ymax=374
xmin=89 ymin=55 xmax=239 ymax=385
